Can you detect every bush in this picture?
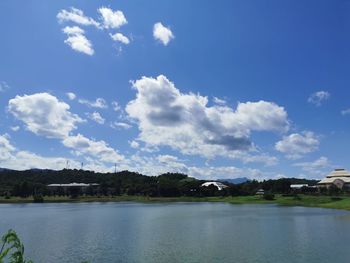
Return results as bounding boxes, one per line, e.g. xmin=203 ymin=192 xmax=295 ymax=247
xmin=263 ymin=193 xmax=275 ymax=200
xmin=293 ymin=194 xmax=302 ymax=200
xmin=4 ymin=191 xmax=11 ymax=199
xmin=33 ymin=194 xmax=44 ymax=203
xmin=331 ymin=197 xmax=342 ymax=201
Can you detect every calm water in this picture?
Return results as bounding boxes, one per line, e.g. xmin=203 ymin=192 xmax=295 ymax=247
xmin=0 ymin=202 xmax=350 ymax=263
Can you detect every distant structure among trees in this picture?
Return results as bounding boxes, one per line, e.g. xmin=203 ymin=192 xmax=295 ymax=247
xmin=201 ymin=182 xmax=228 ymax=191
xmin=318 ymin=169 xmax=350 ymax=189
xmin=47 ymin=183 xmax=99 ymax=196
xmin=0 ymin=168 xmax=329 ymax=199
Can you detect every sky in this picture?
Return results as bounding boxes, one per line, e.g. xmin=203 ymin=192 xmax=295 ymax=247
xmin=1 ymin=0 xmax=350 ymax=180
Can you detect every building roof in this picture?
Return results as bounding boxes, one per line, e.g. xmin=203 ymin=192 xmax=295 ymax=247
xmin=47 ymin=183 xmax=99 ymax=187
xmin=318 ymin=177 xmax=350 ymax=184
xmin=326 ymin=169 xmax=350 ymax=178
xmin=290 ymin=184 xmax=308 ymax=189
xmin=318 ymin=169 xmax=350 ymax=185
xmin=201 ymin=182 xmax=228 ymax=191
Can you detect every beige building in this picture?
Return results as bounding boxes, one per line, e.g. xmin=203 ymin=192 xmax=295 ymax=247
xmin=318 ymin=169 xmax=350 ymax=189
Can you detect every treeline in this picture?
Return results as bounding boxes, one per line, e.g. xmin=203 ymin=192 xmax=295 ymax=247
xmin=0 ymin=168 xmax=320 ymax=198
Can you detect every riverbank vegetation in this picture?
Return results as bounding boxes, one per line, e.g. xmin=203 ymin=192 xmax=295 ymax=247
xmin=0 ymin=230 xmax=33 ymax=263
xmin=1 ymin=169 xmax=350 ymax=210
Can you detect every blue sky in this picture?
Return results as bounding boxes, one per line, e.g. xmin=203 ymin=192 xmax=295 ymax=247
xmin=1 ymin=0 xmax=350 ymax=180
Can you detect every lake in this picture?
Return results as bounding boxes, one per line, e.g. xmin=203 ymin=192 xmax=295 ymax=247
xmin=0 ymin=202 xmax=350 ymax=263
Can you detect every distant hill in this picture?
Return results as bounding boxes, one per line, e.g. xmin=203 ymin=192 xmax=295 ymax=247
xmin=218 ymin=177 xmax=249 ymax=184
xmin=0 ymin=168 xmax=13 ymax=172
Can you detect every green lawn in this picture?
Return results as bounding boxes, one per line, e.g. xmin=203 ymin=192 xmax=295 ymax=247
xmin=1 ymin=195 xmax=350 ymax=211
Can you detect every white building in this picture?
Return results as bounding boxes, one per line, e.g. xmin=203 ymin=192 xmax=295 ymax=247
xmin=201 ymin=182 xmax=228 ymax=191
xmin=290 ymin=184 xmax=309 ymax=189
xmin=318 ymin=169 xmax=350 ymax=189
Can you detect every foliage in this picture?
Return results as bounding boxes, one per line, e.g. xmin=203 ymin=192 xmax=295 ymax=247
xmin=263 ymin=193 xmax=275 ymax=200
xmin=33 ymin=194 xmax=44 ymax=203
xmin=0 ymin=168 xmax=334 ymax=200
xmin=0 ymin=230 xmax=33 ymax=263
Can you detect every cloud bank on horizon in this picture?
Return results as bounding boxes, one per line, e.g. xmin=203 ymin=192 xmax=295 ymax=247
xmin=0 ymin=1 xmax=349 ymax=180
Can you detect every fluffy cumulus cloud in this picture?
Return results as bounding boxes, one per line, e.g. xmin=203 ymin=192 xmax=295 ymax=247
xmin=109 ymin=33 xmax=130 ymax=44
xmin=0 ymin=134 xmax=109 ymax=171
xmin=294 ymin=156 xmax=331 ymax=177
xmin=8 ymin=93 xmax=83 ymax=139
xmin=111 ymin=101 xmax=121 ymax=112
xmin=86 ymin=112 xmax=105 ymax=124
xmin=129 ymin=140 xmax=140 ymax=149
xmin=66 ymin=92 xmax=76 ymax=100
xmin=57 ymin=7 xmax=100 ymax=27
xmin=8 ymin=93 xmax=124 ymax=166
xmin=110 ymin=121 xmax=132 ymax=130
xmin=275 ymin=131 xmax=319 ymax=159
xmin=153 ymin=22 xmax=174 ymax=46
xmin=62 ymin=134 xmax=124 ymax=163
xmin=98 ymin=7 xmax=127 ymax=29
xmin=62 ymin=26 xmax=94 ymax=55
xmin=213 ymin=97 xmax=227 ymax=105
xmin=10 ymin=126 xmax=20 ymax=132
xmin=126 ymin=75 xmax=289 ymax=162
xmin=0 ymin=134 xmax=15 ymax=161
xmin=308 ymin=91 xmax=330 ymax=106
xmin=78 ymin=97 xmax=108 ymax=108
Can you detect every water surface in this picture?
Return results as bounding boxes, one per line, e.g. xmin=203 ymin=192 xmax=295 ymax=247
xmin=0 ymin=202 xmax=350 ymax=263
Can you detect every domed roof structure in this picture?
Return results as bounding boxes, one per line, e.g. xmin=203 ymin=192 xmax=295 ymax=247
xmin=318 ymin=169 xmax=350 ymax=188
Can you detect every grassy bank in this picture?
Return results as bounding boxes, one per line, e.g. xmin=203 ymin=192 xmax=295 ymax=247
xmin=1 ymin=194 xmax=350 ymax=210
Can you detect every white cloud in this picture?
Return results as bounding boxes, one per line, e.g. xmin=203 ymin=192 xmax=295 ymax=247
xmin=188 ymin=166 xmax=258 ymax=180
xmin=129 ymin=140 xmax=140 ymax=149
xmin=10 ymin=126 xmax=20 ymax=132
xmin=78 ymin=98 xmax=108 ymax=108
xmin=213 ymin=97 xmax=227 ymax=105
xmin=275 ymin=131 xmax=320 ymax=159
xmin=0 ymin=134 xmax=15 ymax=161
xmin=110 ymin=121 xmax=132 ymax=130
xmin=0 ymin=81 xmax=10 ymax=92
xmin=62 ymin=133 xmax=124 ymax=163
xmin=157 ymin=154 xmax=179 ymax=163
xmin=111 ymin=101 xmax=121 ymax=112
xmin=121 ymin=154 xmax=280 ymax=180
xmin=86 ymin=112 xmax=105 ymax=124
xmin=62 ymin=26 xmax=94 ymax=55
xmin=153 ymin=22 xmax=174 ymax=46
xmin=98 ymin=7 xmax=127 ymax=29
xmin=308 ymin=91 xmax=330 ymax=106
xmin=109 ymin=33 xmax=130 ymax=44
xmin=0 ymin=134 xmax=113 ymax=171
xmin=66 ymin=92 xmax=76 ymax=100
xmin=294 ymin=156 xmax=331 ymax=177
xmin=341 ymin=109 xmax=350 ymax=116
xmin=8 ymin=93 xmax=84 ymax=139
xmin=126 ymin=75 xmax=289 ymax=163
xmin=57 ymin=7 xmax=100 ymax=27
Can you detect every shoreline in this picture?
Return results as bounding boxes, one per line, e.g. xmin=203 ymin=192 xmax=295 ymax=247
xmin=0 ymin=195 xmax=350 ymax=211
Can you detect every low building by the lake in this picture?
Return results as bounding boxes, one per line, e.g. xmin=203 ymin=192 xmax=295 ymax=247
xmin=256 ymin=189 xmax=264 ymax=195
xmin=318 ymin=169 xmax=350 ymax=189
xmin=201 ymin=182 xmax=228 ymax=191
xmin=47 ymin=182 xmax=99 ymax=195
xmin=290 ymin=184 xmax=309 ymax=189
